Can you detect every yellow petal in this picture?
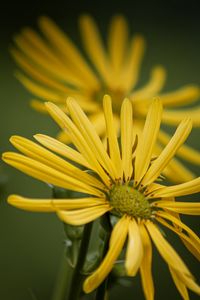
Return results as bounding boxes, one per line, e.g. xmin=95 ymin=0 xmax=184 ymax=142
xmin=108 ymin=15 xmax=128 ymax=75
xmin=178 ymin=271 xmax=200 ymax=295
xmin=146 ymin=221 xmax=192 ymax=277
xmin=10 ymin=135 xmax=105 ymax=191
xmin=45 ymin=102 xmax=111 ymax=186
xmin=13 ymin=33 xmax=85 ymax=88
xmin=38 ymin=16 xmax=100 ymax=90
xmin=2 ymin=152 xmax=102 ymax=197
xmin=125 ymin=219 xmax=143 ymax=276
xmin=131 ymin=66 xmax=166 ymax=99
xmin=67 ymin=97 xmax=118 ymax=179
xmin=162 ymin=155 xmax=195 ymax=183
xmin=134 ymin=99 xmax=162 ymax=185
xmin=153 ymin=200 xmax=200 ymax=215
xmin=57 ymin=204 xmax=111 ymax=226
xmin=120 ymin=98 xmax=133 ymax=181
xmin=15 ymin=72 xmax=63 ymax=102
xmin=119 ymin=35 xmax=145 ymax=92
xmin=103 ymin=95 xmax=122 ymax=179
xmin=155 ymin=211 xmax=200 ymax=249
xmin=158 ymin=129 xmax=200 ymax=165
xmin=34 ymin=134 xmax=91 ymax=169
xmin=159 ymin=85 xmax=200 ymax=107
xmin=153 ymin=142 xmax=195 ymax=183
xmin=79 ymin=15 xmax=113 ymax=86
xmin=141 ymin=118 xmax=192 ymax=187
xmin=8 ymin=195 xmax=106 ymax=212
xmin=83 ymin=216 xmax=130 ymax=293
xmin=155 ymin=215 xmax=200 ymax=261
xmin=151 ymin=177 xmax=200 ymax=198
xmin=139 ymin=223 xmax=154 ymax=300
xmin=10 ymin=48 xmax=73 ymax=95
xmin=162 ymin=107 xmax=200 ymax=127
xmin=169 ymin=267 xmax=189 ymax=300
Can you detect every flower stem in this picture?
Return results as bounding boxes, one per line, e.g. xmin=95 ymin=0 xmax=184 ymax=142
xmin=51 ymin=249 xmax=72 ymax=300
xmin=95 ymin=214 xmax=112 ymax=300
xmin=67 ymin=222 xmax=93 ymax=300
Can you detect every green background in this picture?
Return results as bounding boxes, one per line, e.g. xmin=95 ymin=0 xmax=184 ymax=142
xmin=0 ymin=0 xmax=200 ymax=299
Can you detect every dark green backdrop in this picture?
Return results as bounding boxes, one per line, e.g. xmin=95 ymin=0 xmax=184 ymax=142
xmin=0 ymin=0 xmax=199 ymax=299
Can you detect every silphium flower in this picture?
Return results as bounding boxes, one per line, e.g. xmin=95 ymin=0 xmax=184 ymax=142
xmin=11 ymin=15 xmax=200 ymax=183
xmin=3 ymin=96 xmax=200 ymax=299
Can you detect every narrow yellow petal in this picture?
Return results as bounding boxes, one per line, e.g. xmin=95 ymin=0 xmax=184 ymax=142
xmin=139 ymin=223 xmax=154 ymax=300
xmin=57 ymin=204 xmax=111 ymax=226
xmin=108 ymin=15 xmax=128 ymax=75
xmin=169 ymin=267 xmax=189 ymax=300
xmin=153 ymin=142 xmax=195 ymax=183
xmin=119 ymin=35 xmax=145 ymax=92
xmin=162 ymin=155 xmax=195 ymax=183
xmin=10 ymin=48 xmax=73 ymax=95
xmin=125 ymin=219 xmax=143 ymax=276
xmin=67 ymin=97 xmax=118 ymax=179
xmin=158 ymin=129 xmax=200 ymax=165
xmin=155 ymin=215 xmax=200 ymax=261
xmin=34 ymin=134 xmax=91 ymax=169
xmin=146 ymin=221 xmax=192 ymax=277
xmin=45 ymin=102 xmax=111 ymax=186
xmin=8 ymin=195 xmax=106 ymax=212
xmin=162 ymin=107 xmax=200 ymax=127
xmin=120 ymin=98 xmax=133 ymax=181
xmin=38 ymin=16 xmax=100 ymax=90
xmin=83 ymin=216 xmax=130 ymax=293
xmin=131 ymin=66 xmax=166 ymax=99
xmin=178 ymin=271 xmax=200 ymax=295
xmin=2 ymin=152 xmax=102 ymax=197
xmin=153 ymin=200 xmax=200 ymax=215
xmin=103 ymin=95 xmax=122 ymax=178
xmin=79 ymin=15 xmax=113 ymax=86
xmin=10 ymin=135 xmax=105 ymax=191
xmin=159 ymin=85 xmax=200 ymax=107
xmin=141 ymin=118 xmax=192 ymax=187
xmin=15 ymin=72 xmax=63 ymax=101
xmin=13 ymin=34 xmax=85 ymax=88
xmin=151 ymin=177 xmax=200 ymax=198
xmin=134 ymin=99 xmax=162 ymax=185
xmin=155 ymin=211 xmax=200 ymax=249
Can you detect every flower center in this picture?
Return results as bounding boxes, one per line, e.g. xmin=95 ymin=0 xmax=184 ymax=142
xmin=109 ymin=184 xmax=152 ymax=219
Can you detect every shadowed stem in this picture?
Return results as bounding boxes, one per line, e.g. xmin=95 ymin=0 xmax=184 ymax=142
xmin=67 ymin=222 xmax=93 ymax=300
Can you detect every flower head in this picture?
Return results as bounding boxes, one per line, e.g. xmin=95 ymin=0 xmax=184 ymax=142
xmin=3 ymin=96 xmax=200 ymax=299
xmin=11 ymin=15 xmax=200 ymax=183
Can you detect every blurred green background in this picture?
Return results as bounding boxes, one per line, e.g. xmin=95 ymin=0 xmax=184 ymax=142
xmin=0 ymin=0 xmax=200 ymax=299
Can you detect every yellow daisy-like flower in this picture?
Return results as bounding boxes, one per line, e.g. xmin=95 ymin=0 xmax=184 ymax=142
xmin=11 ymin=15 xmax=200 ymax=183
xmin=3 ymin=96 xmax=200 ymax=299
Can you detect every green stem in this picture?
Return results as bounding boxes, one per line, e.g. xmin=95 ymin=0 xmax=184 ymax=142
xmin=95 ymin=214 xmax=112 ymax=300
xmin=67 ymin=222 xmax=93 ymax=300
xmin=51 ymin=249 xmax=72 ymax=300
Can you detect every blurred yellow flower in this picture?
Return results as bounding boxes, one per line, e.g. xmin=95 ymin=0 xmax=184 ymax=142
xmin=3 ymin=96 xmax=200 ymax=299
xmin=11 ymin=15 xmax=200 ymax=183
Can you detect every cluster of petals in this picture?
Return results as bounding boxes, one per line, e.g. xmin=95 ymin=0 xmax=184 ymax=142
xmin=3 ymin=96 xmax=200 ymax=299
xmin=11 ymin=15 xmax=200 ymax=183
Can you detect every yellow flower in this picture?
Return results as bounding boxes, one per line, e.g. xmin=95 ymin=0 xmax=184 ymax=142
xmin=3 ymin=96 xmax=200 ymax=299
xmin=11 ymin=15 xmax=200 ymax=183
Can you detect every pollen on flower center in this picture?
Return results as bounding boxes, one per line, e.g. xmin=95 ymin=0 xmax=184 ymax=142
xmin=109 ymin=184 xmax=152 ymax=219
